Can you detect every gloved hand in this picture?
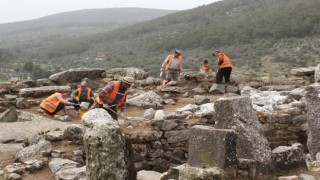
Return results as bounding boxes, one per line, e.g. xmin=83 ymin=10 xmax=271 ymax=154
xmin=103 ymin=103 xmax=109 ymax=109
xmin=69 ymin=102 xmax=76 ymax=106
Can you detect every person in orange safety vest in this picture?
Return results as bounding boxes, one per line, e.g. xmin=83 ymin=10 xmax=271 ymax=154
xmin=40 ymin=89 xmax=76 ymax=115
xmin=160 ymin=49 xmax=183 ymax=83
xmin=95 ymin=76 xmax=134 ymax=121
xmin=213 ymin=50 xmax=233 ymax=84
xmin=70 ymin=81 xmax=94 ymax=111
xmin=200 ymin=59 xmax=212 ymax=78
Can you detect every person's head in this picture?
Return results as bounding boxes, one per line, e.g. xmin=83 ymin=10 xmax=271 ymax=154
xmin=122 ymin=76 xmax=134 ymax=89
xmin=60 ymin=89 xmax=70 ymax=97
xmin=212 ymin=50 xmax=219 ymax=57
xmin=203 ymin=60 xmax=209 ymax=64
xmin=174 ymin=49 xmax=182 ymax=57
xmin=80 ymin=81 xmax=88 ymax=91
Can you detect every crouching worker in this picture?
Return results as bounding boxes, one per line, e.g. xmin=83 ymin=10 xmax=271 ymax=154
xmin=40 ymin=89 xmax=76 ymax=116
xmin=200 ymin=60 xmax=212 ymax=78
xmin=95 ymin=76 xmax=134 ymax=121
xmin=70 ymin=81 xmax=94 ymax=111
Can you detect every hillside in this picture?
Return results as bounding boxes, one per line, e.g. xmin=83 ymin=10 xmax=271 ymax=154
xmin=1 ymin=0 xmax=320 ymax=80
xmin=0 ymin=7 xmax=176 ymax=55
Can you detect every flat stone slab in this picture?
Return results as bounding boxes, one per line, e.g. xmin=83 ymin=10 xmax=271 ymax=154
xmin=19 ymin=86 xmax=70 ymax=98
xmin=49 ymin=68 xmax=105 ymax=85
xmin=290 ymin=67 xmax=315 ymax=76
xmin=0 ymin=111 xmax=71 ymax=142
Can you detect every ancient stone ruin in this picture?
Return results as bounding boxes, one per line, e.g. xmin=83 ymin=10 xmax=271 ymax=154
xmin=1 ymin=66 xmax=320 ymax=179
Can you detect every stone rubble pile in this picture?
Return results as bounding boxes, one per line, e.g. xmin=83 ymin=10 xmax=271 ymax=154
xmin=1 ymin=66 xmax=320 ymax=179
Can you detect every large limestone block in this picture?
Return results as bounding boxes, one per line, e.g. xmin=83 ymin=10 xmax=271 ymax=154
xmin=188 ymin=125 xmax=237 ymax=173
xmin=209 ymin=83 xmax=225 ymax=94
xmin=19 ymin=86 xmax=70 ymax=98
xmin=83 ymin=110 xmax=136 ymax=180
xmin=213 ymin=96 xmax=272 ymax=171
xmin=49 ymin=68 xmax=105 ymax=85
xmin=315 ymin=63 xmax=320 ymax=83
xmin=305 ymin=85 xmax=320 ymax=160
xmin=290 ymin=67 xmax=315 ymax=76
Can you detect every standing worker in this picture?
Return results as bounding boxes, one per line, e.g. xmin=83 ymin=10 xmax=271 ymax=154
xmin=160 ymin=49 xmax=183 ymax=83
xmin=95 ymin=76 xmax=134 ymax=121
xmin=70 ymin=81 xmax=94 ymax=111
xmin=40 ymin=89 xmax=76 ymax=116
xmin=213 ymin=50 xmax=233 ymax=84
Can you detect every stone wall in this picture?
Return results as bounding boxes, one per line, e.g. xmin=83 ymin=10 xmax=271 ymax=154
xmin=257 ymin=106 xmax=307 ymax=149
xmin=127 ymin=119 xmax=195 ymax=172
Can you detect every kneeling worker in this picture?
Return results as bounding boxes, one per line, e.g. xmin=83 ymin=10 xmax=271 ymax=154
xmin=95 ymin=76 xmax=134 ymax=121
xmin=70 ymin=81 xmax=94 ymax=110
xmin=40 ymin=89 xmax=76 ymax=115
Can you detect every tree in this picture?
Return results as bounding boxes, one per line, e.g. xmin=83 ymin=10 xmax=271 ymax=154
xmin=23 ymin=61 xmax=34 ymax=73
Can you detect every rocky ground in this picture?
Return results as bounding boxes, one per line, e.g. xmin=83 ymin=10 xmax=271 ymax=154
xmin=1 ymin=67 xmax=320 ymax=179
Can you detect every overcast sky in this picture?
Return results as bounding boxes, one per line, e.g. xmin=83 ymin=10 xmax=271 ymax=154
xmin=0 ymin=0 xmax=219 ymax=24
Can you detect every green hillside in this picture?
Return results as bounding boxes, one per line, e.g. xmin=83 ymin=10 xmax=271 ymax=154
xmin=2 ymin=0 xmax=320 ymax=80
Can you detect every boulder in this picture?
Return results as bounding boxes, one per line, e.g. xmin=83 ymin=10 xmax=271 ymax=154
xmin=36 ymin=78 xmax=54 ymax=86
xmin=15 ymin=138 xmax=51 ymax=163
xmin=127 ymin=91 xmax=163 ymax=107
xmin=19 ymin=86 xmax=70 ymax=98
xmin=49 ymin=158 xmax=85 ymax=180
xmin=209 ymin=83 xmax=225 ymax=94
xmin=64 ymin=124 xmax=86 ymax=143
xmin=49 ymin=68 xmax=105 ymax=85
xmin=143 ymin=108 xmax=156 ymax=120
xmin=194 ymin=95 xmax=210 ymax=105
xmin=106 ymin=67 xmax=148 ymax=80
xmin=15 ymin=97 xmax=29 ymax=109
xmin=161 ymin=163 xmax=226 ymax=180
xmin=153 ymin=110 xmax=165 ymax=120
xmin=194 ymin=103 xmax=215 ymax=118
xmin=241 ymin=86 xmax=288 ymax=112
xmin=0 ymin=106 xmax=17 ymax=122
xmin=83 ymin=110 xmax=136 ymax=179
xmin=11 ymin=80 xmax=37 ymax=92
xmin=304 ymin=85 xmax=320 ymax=160
xmin=271 ymin=143 xmax=307 ymax=172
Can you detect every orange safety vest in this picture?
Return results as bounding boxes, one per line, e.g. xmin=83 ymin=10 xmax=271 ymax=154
xmin=96 ymin=81 xmax=127 ymax=108
xmin=40 ymin=93 xmax=61 ymax=113
xmin=165 ymin=54 xmax=183 ymax=71
xmin=217 ymin=53 xmax=233 ymax=69
xmin=77 ymin=88 xmax=92 ymax=100
xmin=201 ymin=64 xmax=212 ymax=70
